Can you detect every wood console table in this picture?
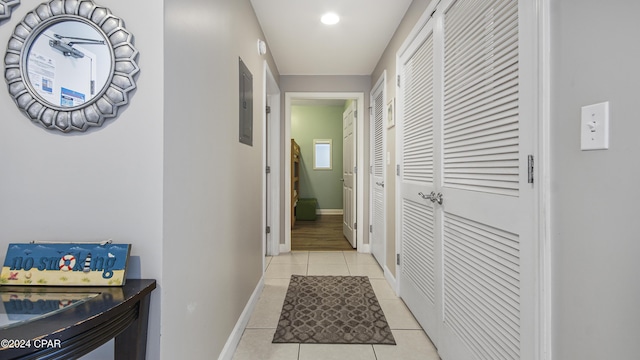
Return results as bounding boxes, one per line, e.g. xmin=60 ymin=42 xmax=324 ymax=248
xmin=0 ymin=279 xmax=156 ymax=360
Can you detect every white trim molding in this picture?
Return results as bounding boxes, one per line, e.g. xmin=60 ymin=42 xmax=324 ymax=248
xmin=538 ymin=0 xmax=552 ymax=358
xmin=316 ymin=209 xmax=344 ymax=215
xmin=217 ymin=277 xmax=265 ymax=360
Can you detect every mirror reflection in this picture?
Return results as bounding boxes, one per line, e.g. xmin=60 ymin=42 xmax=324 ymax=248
xmin=26 ymin=20 xmax=112 ymax=108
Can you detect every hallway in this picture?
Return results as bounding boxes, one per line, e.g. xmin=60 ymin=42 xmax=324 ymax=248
xmin=232 ymin=251 xmax=440 ymax=360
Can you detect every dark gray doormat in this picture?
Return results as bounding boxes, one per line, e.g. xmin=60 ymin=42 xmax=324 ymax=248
xmin=272 ymin=275 xmax=396 ymax=345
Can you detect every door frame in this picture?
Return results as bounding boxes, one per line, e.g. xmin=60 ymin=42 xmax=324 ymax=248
xmin=284 ymin=92 xmax=367 ymax=253
xmin=263 ymin=61 xmax=281 ymax=259
xmin=393 ymin=0 xmax=551 ymax=358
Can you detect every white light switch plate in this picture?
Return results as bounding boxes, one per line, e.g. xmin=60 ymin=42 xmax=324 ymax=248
xmin=581 ymin=101 xmax=609 ymax=150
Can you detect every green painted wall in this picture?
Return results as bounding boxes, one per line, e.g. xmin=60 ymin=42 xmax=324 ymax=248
xmin=291 ymin=105 xmax=344 ymax=210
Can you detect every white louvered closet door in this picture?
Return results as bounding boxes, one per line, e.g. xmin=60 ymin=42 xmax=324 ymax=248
xmin=437 ymin=0 xmax=535 ymax=359
xmin=370 ymin=75 xmax=386 ymax=267
xmin=397 ymin=19 xmax=441 ymax=345
xmin=398 ymin=0 xmax=537 ymax=358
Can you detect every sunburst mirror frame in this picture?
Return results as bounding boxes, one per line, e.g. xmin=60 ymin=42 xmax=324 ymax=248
xmin=0 ymin=0 xmax=20 ymax=23
xmin=4 ymin=0 xmax=139 ymax=132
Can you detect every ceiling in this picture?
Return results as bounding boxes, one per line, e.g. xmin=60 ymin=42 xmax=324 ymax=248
xmin=250 ymin=0 xmax=413 ymax=76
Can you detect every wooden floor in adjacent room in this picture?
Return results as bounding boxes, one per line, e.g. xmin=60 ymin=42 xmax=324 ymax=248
xmin=292 ymin=215 xmax=355 ymax=251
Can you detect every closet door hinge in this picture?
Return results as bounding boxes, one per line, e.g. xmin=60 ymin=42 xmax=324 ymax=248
xmin=354 ymin=222 xmax=357 ymax=230
xmin=397 ymin=254 xmax=401 ymax=266
xmin=369 ymin=224 xmax=373 ymax=233
xmin=528 ymin=155 xmax=534 ymax=184
xmin=266 ymin=166 xmax=271 ymax=174
xmin=397 ymin=164 xmax=400 ymax=176
xmin=266 ymin=226 xmax=271 ymax=234
xmin=397 ymin=75 xmax=401 ymax=87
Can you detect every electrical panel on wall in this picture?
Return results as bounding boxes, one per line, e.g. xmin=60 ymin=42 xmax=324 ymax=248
xmin=239 ymin=58 xmax=253 ymax=146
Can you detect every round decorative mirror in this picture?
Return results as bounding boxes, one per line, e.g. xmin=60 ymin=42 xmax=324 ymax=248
xmin=4 ymin=0 xmax=139 ymax=132
xmin=0 ymin=0 xmax=20 ymax=23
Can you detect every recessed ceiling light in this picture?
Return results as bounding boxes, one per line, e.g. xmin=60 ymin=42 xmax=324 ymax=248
xmin=321 ymin=12 xmax=340 ymax=25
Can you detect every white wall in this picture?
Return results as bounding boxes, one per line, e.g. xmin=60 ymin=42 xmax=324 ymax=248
xmin=550 ymin=1 xmax=640 ymax=359
xmin=0 ymin=1 xmax=164 ymax=359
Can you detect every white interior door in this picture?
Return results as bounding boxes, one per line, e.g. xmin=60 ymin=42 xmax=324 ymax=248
xmin=437 ymin=1 xmax=535 ymax=359
xmin=370 ymin=76 xmax=386 ymax=266
xmin=398 ymin=0 xmax=537 ymax=359
xmin=342 ymin=102 xmax=357 ymax=247
xmin=397 ymin=19 xmax=441 ymax=345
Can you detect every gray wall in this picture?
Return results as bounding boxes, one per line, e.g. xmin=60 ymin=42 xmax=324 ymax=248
xmin=163 ymin=0 xmax=278 ymax=358
xmin=550 ymin=1 xmax=640 ymax=358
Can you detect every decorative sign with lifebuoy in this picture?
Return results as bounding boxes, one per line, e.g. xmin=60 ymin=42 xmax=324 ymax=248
xmin=59 ymin=254 xmax=76 ymax=272
xmin=1 ymin=243 xmax=131 ymax=286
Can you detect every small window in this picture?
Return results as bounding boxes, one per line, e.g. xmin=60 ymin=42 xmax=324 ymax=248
xmin=313 ymin=139 xmax=332 ymax=170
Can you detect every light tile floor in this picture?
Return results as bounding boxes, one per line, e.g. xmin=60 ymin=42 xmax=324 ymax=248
xmin=232 ymin=251 xmax=440 ymax=360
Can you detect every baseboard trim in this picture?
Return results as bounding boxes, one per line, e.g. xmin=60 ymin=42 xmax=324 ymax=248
xmin=217 ymin=276 xmax=265 ymax=360
xmin=316 ymin=209 xmax=344 ymax=215
xmin=384 ymin=265 xmax=399 ymax=296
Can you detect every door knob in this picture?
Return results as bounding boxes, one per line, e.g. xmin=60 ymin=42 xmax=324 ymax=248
xmin=418 ymin=191 xmax=436 ymax=202
xmin=418 ymin=191 xmax=443 ymax=205
xmin=376 ymin=181 xmax=385 ymax=187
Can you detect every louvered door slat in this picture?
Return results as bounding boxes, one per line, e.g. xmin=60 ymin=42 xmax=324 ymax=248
xmin=374 ymin=89 xmax=384 ymax=178
xmin=444 ymin=213 xmax=521 ymax=360
xmin=403 ymin=32 xmax=435 ymax=183
xmin=444 ymin=265 xmax=520 ymax=343
xmin=446 ymin=10 xmax=517 ymax=73
xmin=445 ymin=75 xmax=518 ymax=120
xmin=444 ymin=0 xmax=516 ymax=54
xmin=402 ymin=199 xmax=436 ymax=304
xmin=445 ymin=118 xmax=518 ymax=144
xmin=444 ymin=107 xmax=518 ymax=136
xmin=444 ymin=93 xmax=518 ymax=128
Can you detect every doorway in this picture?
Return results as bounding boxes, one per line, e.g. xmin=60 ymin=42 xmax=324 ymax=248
xmin=284 ymin=92 xmax=366 ymax=253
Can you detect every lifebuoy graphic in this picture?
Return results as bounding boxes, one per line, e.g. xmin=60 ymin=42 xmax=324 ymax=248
xmin=59 ymin=255 xmax=76 ymax=272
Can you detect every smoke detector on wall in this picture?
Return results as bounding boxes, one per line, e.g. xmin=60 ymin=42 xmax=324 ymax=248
xmin=257 ymin=39 xmax=267 ymax=55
